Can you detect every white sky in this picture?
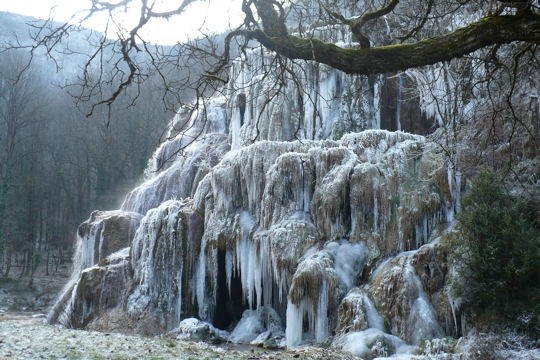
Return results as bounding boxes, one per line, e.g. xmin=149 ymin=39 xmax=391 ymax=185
xmin=0 ymin=0 xmax=244 ymax=44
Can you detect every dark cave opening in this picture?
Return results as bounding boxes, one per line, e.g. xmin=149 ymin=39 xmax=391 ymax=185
xmin=213 ymin=248 xmax=247 ymax=330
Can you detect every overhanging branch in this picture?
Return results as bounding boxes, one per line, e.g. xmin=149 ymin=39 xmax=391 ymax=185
xmin=246 ymin=12 xmax=540 ymax=74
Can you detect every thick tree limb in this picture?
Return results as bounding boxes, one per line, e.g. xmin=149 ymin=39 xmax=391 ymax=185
xmin=246 ymin=12 xmax=540 ymax=74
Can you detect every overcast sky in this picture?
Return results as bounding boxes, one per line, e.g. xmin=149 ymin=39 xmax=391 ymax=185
xmin=0 ymin=0 xmax=243 ymax=44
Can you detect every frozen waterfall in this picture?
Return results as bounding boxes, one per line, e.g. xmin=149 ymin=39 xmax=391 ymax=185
xmin=48 ymin=25 xmax=463 ymax=357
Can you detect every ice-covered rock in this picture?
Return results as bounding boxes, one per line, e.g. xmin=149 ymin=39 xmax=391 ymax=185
xmin=122 ymin=130 xmax=229 ymax=215
xmin=228 ymin=306 xmax=285 ymax=345
xmin=168 ymin=318 xmax=228 ymax=342
xmin=229 ymin=310 xmax=266 ymax=343
xmin=49 ymin=129 xmax=453 ymax=347
xmin=369 ymin=248 xmax=445 ymax=345
xmin=333 ymin=328 xmax=412 ymax=359
xmin=127 ymin=199 xmax=200 ymax=330
xmin=335 ymin=287 xmax=385 ymax=335
xmin=51 ymin=248 xmax=133 ymax=330
xmin=47 ymin=211 xmax=141 ymax=326
xmin=73 ymin=210 xmax=142 ymax=273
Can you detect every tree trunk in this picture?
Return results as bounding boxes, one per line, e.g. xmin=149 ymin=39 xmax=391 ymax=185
xmin=46 ymin=248 xmax=50 ymax=276
xmin=3 ymin=251 xmax=11 ymax=278
xmin=19 ymin=251 xmax=27 ymax=278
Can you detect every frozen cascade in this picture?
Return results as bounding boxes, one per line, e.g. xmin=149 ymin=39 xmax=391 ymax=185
xmin=121 ymin=97 xmax=230 ymax=215
xmin=47 ymin=13 xmax=466 ymax=355
xmin=223 ymin=41 xmax=383 ymax=144
xmin=128 ymin=200 xmax=188 ymax=329
xmin=49 ymin=128 xmax=455 ymax=347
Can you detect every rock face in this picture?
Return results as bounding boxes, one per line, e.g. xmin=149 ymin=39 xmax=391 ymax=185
xmin=47 ymin=211 xmax=141 ymax=328
xmin=48 ymin=27 xmax=462 ymax=356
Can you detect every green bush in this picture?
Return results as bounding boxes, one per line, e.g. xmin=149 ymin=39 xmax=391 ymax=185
xmin=452 ymin=168 xmax=539 ymax=318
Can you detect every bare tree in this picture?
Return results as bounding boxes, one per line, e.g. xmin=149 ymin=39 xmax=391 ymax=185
xmin=0 ymin=41 xmax=173 ymax=280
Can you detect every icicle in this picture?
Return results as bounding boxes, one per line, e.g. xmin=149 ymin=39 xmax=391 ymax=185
xmin=415 ymin=223 xmax=422 ymax=249
xmin=225 ymin=250 xmax=233 ymax=298
xmin=301 ymin=160 xmax=311 ymax=212
xmin=446 ymin=163 xmax=455 ymax=223
xmin=315 ymin=280 xmax=329 ymax=343
xmin=259 ymin=234 xmax=274 ymax=307
xmin=80 ymin=226 xmax=97 ymax=272
xmin=253 ymin=241 xmax=262 ymax=309
xmin=454 ymin=169 xmax=462 ymax=214
xmin=235 ymin=211 xmax=260 ymax=309
xmin=285 ymin=299 xmax=304 ymax=347
xmin=285 ymin=280 xmax=329 ymax=345
xmin=231 ymin=101 xmax=242 ymax=150
xmin=196 ymin=243 xmax=207 ymax=320
xmin=423 ymin=215 xmax=429 ymax=245
xmin=447 ymin=292 xmax=459 ymax=336
xmin=373 ymin=78 xmax=381 ymax=129
xmin=175 ymin=265 xmax=183 ymax=326
xmin=396 ymin=73 xmax=402 ymax=131
xmin=445 ymin=161 xmax=462 ymax=224
xmin=373 ymin=192 xmax=379 ymax=231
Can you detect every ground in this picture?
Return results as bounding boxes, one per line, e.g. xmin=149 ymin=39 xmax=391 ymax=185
xmin=0 ymin=264 xmax=71 ymax=313
xmin=1 ymin=266 xmax=538 ymax=359
xmin=0 ymin=268 xmax=358 ymax=359
xmin=0 ymin=314 xmax=361 ymax=360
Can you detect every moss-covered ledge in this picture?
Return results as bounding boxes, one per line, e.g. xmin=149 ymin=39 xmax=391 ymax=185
xmin=247 ymin=12 xmax=540 ymax=74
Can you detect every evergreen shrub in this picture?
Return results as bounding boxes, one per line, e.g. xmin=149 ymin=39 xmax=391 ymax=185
xmin=452 ymin=168 xmax=539 ymax=320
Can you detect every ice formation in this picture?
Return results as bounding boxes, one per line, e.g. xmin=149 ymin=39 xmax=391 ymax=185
xmin=333 ymin=328 xmax=411 ymax=359
xmin=48 ymin=14 xmax=465 ymax=357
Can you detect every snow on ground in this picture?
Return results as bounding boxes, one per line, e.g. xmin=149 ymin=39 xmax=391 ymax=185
xmin=0 ymin=314 xmax=357 ymax=360
xmin=2 ymin=314 xmax=538 ymax=359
